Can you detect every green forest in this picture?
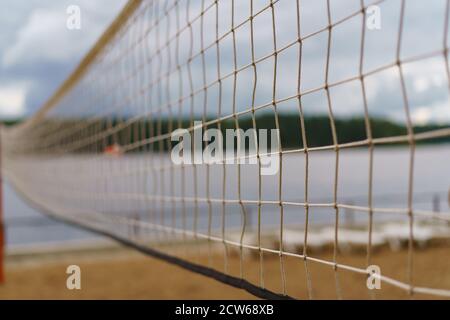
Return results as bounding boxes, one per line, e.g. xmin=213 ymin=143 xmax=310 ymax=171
xmin=12 ymin=113 xmax=449 ymax=153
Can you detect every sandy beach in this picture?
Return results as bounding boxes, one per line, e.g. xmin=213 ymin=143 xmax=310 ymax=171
xmin=1 ymin=242 xmax=449 ymax=300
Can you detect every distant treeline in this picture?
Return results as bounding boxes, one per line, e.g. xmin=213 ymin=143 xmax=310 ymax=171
xmin=0 ymin=119 xmax=23 ymax=127
xmin=19 ymin=114 xmax=450 ymax=153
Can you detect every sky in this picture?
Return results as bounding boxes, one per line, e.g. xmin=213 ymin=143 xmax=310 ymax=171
xmin=0 ymin=0 xmax=449 ymax=126
xmin=0 ymin=0 xmax=127 ymax=119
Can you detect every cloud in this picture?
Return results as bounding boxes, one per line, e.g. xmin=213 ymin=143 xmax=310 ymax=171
xmin=3 ymin=10 xmax=65 ymax=67
xmin=0 ymin=0 xmax=449 ymax=125
xmin=3 ymin=5 xmax=118 ymax=67
xmin=0 ymin=85 xmax=27 ymax=119
xmin=411 ymin=101 xmax=450 ymax=126
xmin=0 ymin=0 xmax=127 ymax=117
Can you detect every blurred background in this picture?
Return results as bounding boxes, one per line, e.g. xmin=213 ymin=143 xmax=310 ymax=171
xmin=0 ymin=0 xmax=450 ymax=299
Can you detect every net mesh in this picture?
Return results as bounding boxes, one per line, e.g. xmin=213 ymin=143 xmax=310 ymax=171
xmin=2 ymin=0 xmax=450 ymax=299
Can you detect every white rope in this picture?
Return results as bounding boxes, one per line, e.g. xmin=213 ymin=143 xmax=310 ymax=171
xmin=2 ymin=0 xmax=450 ymax=299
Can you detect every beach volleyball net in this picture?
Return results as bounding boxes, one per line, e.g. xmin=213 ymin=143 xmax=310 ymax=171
xmin=2 ymin=0 xmax=450 ymax=299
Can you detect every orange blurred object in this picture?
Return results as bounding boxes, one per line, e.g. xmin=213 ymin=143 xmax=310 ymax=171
xmin=104 ymin=144 xmax=123 ymax=156
xmin=0 ymin=127 xmax=4 ymax=284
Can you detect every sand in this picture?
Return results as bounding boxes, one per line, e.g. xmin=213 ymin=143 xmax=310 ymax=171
xmin=0 ymin=244 xmax=449 ymax=300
